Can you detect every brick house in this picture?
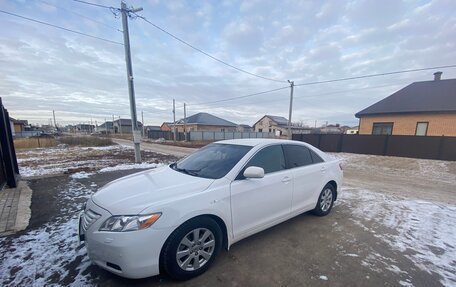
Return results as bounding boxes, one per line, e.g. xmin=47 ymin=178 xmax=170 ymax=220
xmin=355 ymin=72 xmax=456 ymax=136
xmin=174 ymin=112 xmax=237 ymax=132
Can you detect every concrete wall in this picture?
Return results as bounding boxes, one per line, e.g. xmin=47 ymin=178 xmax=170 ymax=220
xmin=359 ymin=113 xmax=456 ymax=136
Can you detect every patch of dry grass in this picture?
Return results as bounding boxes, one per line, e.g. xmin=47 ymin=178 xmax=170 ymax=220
xmin=14 ymin=138 xmax=57 ymax=149
xmin=58 ymin=136 xmax=113 ymax=147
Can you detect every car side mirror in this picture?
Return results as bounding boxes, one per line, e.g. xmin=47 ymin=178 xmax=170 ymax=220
xmin=243 ymin=166 xmax=264 ymax=179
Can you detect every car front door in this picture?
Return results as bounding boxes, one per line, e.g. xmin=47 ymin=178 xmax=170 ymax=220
xmin=230 ymin=144 xmax=293 ymax=238
xmin=282 ymin=144 xmax=326 ymax=214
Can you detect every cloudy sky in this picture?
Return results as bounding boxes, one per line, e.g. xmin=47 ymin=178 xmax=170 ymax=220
xmin=1 ymin=0 xmax=456 ymax=127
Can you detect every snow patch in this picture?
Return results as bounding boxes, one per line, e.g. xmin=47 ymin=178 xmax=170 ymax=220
xmin=319 ymin=275 xmax=328 ymax=281
xmin=71 ymin=172 xmax=95 ymax=179
xmin=340 ymin=188 xmax=456 ymax=286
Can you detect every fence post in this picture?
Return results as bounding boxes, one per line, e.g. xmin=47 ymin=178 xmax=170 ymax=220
xmin=338 ymin=134 xmax=344 ymax=152
xmin=437 ymin=136 xmax=445 ymax=160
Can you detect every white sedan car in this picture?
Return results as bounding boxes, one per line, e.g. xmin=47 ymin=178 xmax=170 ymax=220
xmin=79 ymin=139 xmax=342 ymax=280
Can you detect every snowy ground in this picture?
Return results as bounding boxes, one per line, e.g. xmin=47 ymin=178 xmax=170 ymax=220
xmin=0 ymin=151 xmax=455 ymax=286
xmin=16 ymin=144 xmax=178 ymax=178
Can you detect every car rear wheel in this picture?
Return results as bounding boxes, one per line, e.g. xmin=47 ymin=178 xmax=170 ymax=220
xmin=312 ymin=184 xmax=335 ymax=216
xmin=160 ymin=217 xmax=222 ymax=280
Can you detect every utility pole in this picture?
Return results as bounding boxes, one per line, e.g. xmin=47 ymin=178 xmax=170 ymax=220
xmin=141 ymin=111 xmax=145 ymax=138
xmin=52 ymin=110 xmax=57 ymax=129
xmin=287 ymin=80 xmax=294 ymax=140
xmin=172 ymin=99 xmax=176 ymax=142
xmin=121 ymin=1 xmax=143 ymax=163
xmin=184 ymin=103 xmax=187 ymax=141
xmin=119 ymin=116 xmax=122 ymax=135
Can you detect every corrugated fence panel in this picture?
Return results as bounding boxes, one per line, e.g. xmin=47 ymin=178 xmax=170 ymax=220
xmin=319 ymin=134 xmax=341 ymax=152
xmin=386 ymin=136 xmax=441 ymax=160
xmin=341 ymin=135 xmax=387 ymax=155
xmin=293 ymin=133 xmax=456 ymax=161
xmin=440 ymin=137 xmax=456 ymax=161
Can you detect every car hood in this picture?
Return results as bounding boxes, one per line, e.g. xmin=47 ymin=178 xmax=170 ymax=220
xmin=91 ymin=165 xmax=215 ymax=215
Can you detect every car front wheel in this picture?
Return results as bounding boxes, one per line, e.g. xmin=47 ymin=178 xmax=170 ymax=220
xmin=160 ymin=217 xmax=222 ymax=280
xmin=312 ymin=184 xmax=335 ymax=216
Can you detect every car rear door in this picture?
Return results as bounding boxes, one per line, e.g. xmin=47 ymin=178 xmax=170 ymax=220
xmin=282 ymin=144 xmax=326 ymax=214
xmin=230 ymin=144 xmax=293 ymax=238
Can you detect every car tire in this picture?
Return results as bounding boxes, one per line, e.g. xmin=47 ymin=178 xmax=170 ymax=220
xmin=160 ymin=217 xmax=222 ymax=281
xmin=312 ymin=184 xmax=336 ymax=216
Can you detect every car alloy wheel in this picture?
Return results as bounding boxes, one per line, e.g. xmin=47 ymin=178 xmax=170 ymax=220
xmin=176 ymin=228 xmax=215 ymax=271
xmin=320 ymin=188 xmax=333 ymax=212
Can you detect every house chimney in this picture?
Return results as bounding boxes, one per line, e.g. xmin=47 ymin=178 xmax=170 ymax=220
xmin=433 ymin=71 xmax=442 ymax=81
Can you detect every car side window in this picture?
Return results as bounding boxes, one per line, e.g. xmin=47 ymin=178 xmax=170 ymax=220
xmin=242 ymin=145 xmax=286 ymax=176
xmin=309 ymin=149 xmax=324 ymax=163
xmin=283 ymin=145 xmax=313 ymax=168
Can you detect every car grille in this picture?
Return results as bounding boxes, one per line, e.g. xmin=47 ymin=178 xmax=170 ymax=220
xmin=81 ymin=209 xmax=101 ymax=232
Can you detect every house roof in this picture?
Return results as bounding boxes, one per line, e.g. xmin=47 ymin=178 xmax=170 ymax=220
xmin=114 ymin=119 xmax=143 ymax=126
xmin=355 ymin=78 xmax=456 ymax=117
xmin=146 ymin=125 xmax=161 ymax=131
xmin=177 ymin=112 xmax=237 ymax=126
xmin=238 ymin=124 xmax=252 ymax=128
xmin=99 ymin=121 xmax=113 ymax=129
xmin=253 ymin=115 xmax=289 ymax=127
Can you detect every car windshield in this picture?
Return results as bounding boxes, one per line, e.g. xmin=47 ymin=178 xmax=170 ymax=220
xmin=171 ymin=143 xmax=252 ymax=179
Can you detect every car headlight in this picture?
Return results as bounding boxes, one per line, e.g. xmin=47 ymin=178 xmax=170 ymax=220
xmin=99 ymin=213 xmax=161 ymax=232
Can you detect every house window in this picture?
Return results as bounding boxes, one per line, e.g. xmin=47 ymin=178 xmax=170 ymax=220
xmin=372 ymin=122 xmax=393 ymax=135
xmin=258 ymin=128 xmax=263 ymax=132
xmin=415 ymin=122 xmax=428 ymax=136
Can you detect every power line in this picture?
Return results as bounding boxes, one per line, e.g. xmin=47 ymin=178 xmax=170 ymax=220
xmin=189 ymin=86 xmax=290 ymax=106
xmin=295 ymin=65 xmax=456 ymax=87
xmin=72 ymin=0 xmax=113 ymax=9
xmin=0 ymin=9 xmax=123 ymax=45
xmin=38 ymin=0 xmax=122 ymax=32
xmin=133 ymin=13 xmax=287 ymax=83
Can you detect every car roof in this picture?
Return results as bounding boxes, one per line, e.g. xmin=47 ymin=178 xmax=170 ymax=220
xmin=216 ymin=138 xmax=305 ymax=147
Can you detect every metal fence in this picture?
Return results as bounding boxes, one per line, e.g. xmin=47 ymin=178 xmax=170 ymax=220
xmin=0 ymin=97 xmax=19 ymax=189
xmin=148 ymin=130 xmax=276 ymax=141
xmin=292 ymin=134 xmax=456 ymax=161
xmin=13 ymin=131 xmax=42 ymax=138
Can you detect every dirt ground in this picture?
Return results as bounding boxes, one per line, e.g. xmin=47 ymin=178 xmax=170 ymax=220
xmin=1 ymin=146 xmax=455 ymax=286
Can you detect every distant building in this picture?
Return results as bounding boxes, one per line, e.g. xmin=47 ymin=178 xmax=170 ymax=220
xmin=113 ymin=119 xmax=143 ymax=134
xmin=160 ymin=122 xmax=172 ymax=132
xmin=145 ymin=126 xmax=161 ymax=132
xmin=9 ymin=118 xmax=28 ymax=133
xmin=76 ymin=124 xmax=95 ymax=133
xmin=237 ymin=124 xmax=253 ymax=132
xmin=97 ymin=121 xmax=113 ymax=134
xmin=356 ymin=72 xmax=456 ymax=136
xmin=174 ymin=112 xmax=237 ymax=132
xmin=345 ymin=126 xmax=359 ymax=135
xmin=319 ymin=124 xmax=343 ymax=134
xmin=253 ymin=115 xmax=311 ymax=136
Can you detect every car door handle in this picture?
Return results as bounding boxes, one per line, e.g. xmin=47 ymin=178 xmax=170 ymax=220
xmin=320 ymin=166 xmax=326 ymax=172
xmin=282 ymin=176 xmax=291 ymax=183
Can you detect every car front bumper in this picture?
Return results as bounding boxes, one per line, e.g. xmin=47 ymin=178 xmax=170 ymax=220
xmin=79 ymin=198 xmax=170 ymax=279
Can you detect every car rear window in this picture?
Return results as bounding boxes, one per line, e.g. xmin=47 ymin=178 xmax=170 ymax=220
xmin=283 ymin=145 xmax=321 ymax=168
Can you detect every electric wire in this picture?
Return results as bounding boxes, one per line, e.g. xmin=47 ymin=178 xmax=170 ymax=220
xmin=72 ymin=0 xmax=113 ymax=9
xmin=0 ymin=9 xmax=123 ymax=45
xmin=133 ymin=13 xmax=287 ymax=83
xmin=39 ymin=0 xmax=122 ymax=32
xmin=295 ymin=65 xmax=456 ymax=87
xmin=189 ymin=86 xmax=290 ymax=106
